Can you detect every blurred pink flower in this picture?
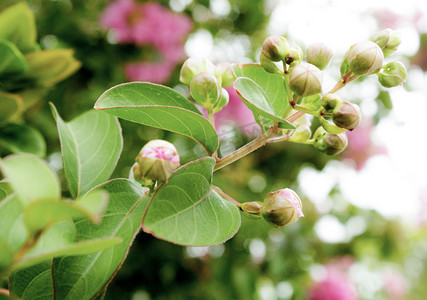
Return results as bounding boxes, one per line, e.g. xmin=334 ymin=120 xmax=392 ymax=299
xmin=383 ymin=270 xmax=407 ymax=300
xmin=101 ymin=0 xmax=192 ymax=83
xmin=342 ymin=120 xmax=387 ymax=171
xmin=214 ymin=87 xmax=261 ymax=136
xmin=309 ymin=257 xmax=358 ymax=300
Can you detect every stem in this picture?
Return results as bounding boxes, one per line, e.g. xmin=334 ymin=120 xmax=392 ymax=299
xmin=268 ymin=133 xmax=291 ymax=143
xmin=286 ymin=111 xmax=305 ymax=123
xmin=293 ymin=104 xmax=320 ymax=116
xmin=214 ymin=126 xmax=279 ymax=171
xmin=212 ymin=185 xmax=240 ymax=206
xmin=328 ymin=70 xmax=356 ymax=94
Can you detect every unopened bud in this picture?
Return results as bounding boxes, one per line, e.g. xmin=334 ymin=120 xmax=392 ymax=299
xmin=332 ymin=101 xmax=361 ymax=131
xmin=321 ymin=94 xmax=341 ymax=113
xmin=260 ymin=51 xmax=283 ymax=75
xmin=179 ymin=57 xmax=215 ymax=85
xmin=313 ymin=127 xmax=348 ymax=155
xmin=190 ymin=72 xmax=221 ymax=110
xmin=261 ymin=188 xmax=304 ymax=227
xmin=378 ymin=61 xmax=407 ymax=88
xmin=289 ymin=63 xmax=322 ymax=97
xmin=135 ymin=140 xmax=180 ymax=182
xmin=261 ymin=36 xmax=289 ymax=62
xmin=239 ymin=201 xmax=263 ymax=215
xmin=285 ymin=42 xmax=303 ymax=67
xmin=213 ymin=88 xmax=229 ymax=113
xmin=343 ymin=41 xmax=384 ymax=75
xmin=289 ymin=124 xmax=311 ymax=143
xmin=306 ymin=43 xmax=334 ymax=70
xmin=214 ymin=63 xmax=234 ymax=87
xmin=369 ymin=28 xmax=401 ymax=57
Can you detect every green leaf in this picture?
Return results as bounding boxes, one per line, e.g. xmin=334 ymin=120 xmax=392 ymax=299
xmin=143 ymin=157 xmax=241 ymax=246
xmin=0 ymin=181 xmax=12 ymax=201
xmin=94 ymin=82 xmax=219 ymax=155
xmin=234 ymin=77 xmax=294 ymax=129
xmin=0 ymin=240 xmax=13 ymax=270
xmin=0 ymin=194 xmax=27 ymax=252
xmin=0 ymin=39 xmax=28 ymax=77
xmin=0 ymin=92 xmax=22 ymax=125
xmin=0 ymin=3 xmax=37 ymax=53
xmin=319 ymin=117 xmax=346 ymax=134
xmin=0 ymin=153 xmax=60 ymax=206
xmin=51 ymin=179 xmax=148 ymax=299
xmin=51 ymin=105 xmax=123 ymax=199
xmin=10 ymin=261 xmax=54 ymax=299
xmin=0 ymin=123 xmax=46 ymax=157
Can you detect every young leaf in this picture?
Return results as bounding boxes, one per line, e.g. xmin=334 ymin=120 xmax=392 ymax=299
xmin=94 ymin=82 xmax=219 ymax=155
xmin=0 ymin=3 xmax=37 ymax=53
xmin=51 ymin=105 xmax=123 ymax=199
xmin=0 ymin=123 xmax=46 ymax=157
xmin=0 ymin=153 xmax=61 ymax=206
xmin=234 ymin=77 xmax=294 ymax=129
xmin=0 ymin=39 xmax=28 ymax=77
xmin=50 ymin=179 xmax=148 ymax=299
xmin=143 ymin=157 xmax=241 ymax=246
xmin=0 ymin=181 xmax=12 ymax=201
xmin=0 ymin=194 xmax=27 ymax=252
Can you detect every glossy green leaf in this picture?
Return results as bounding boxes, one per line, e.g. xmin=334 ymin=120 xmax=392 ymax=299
xmin=0 ymin=123 xmax=46 ymax=157
xmin=23 ymin=190 xmax=108 ymax=234
xmin=52 ymin=105 xmax=123 ymax=199
xmin=0 ymin=92 xmax=22 ymax=125
xmin=0 ymin=194 xmax=27 ymax=252
xmin=234 ymin=77 xmax=294 ymax=129
xmin=143 ymin=157 xmax=241 ymax=246
xmin=0 ymin=153 xmax=60 ymax=206
xmin=0 ymin=181 xmax=12 ymax=201
xmin=94 ymin=82 xmax=219 ymax=155
xmin=0 ymin=39 xmax=28 ymax=77
xmin=51 ymin=179 xmax=148 ymax=299
xmin=10 ymin=261 xmax=54 ymax=299
xmin=0 ymin=3 xmax=36 ymax=53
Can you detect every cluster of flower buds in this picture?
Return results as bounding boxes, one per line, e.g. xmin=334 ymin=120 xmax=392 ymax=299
xmin=239 ymin=188 xmax=304 ymax=227
xmin=133 ymin=139 xmax=180 ymax=183
xmin=179 ymin=57 xmax=234 ymax=113
xmin=321 ymin=94 xmax=361 ymax=131
xmin=369 ymin=28 xmax=401 ymax=57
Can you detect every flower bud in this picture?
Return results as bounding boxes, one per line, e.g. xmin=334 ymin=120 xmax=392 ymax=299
xmin=378 ymin=61 xmax=407 ymax=88
xmin=285 ymin=42 xmax=303 ymax=67
xmin=306 ymin=43 xmax=334 ymax=70
xmin=135 ymin=140 xmax=180 ymax=182
xmin=289 ymin=124 xmax=311 ymax=143
xmin=261 ymin=188 xmax=304 ymax=227
xmin=321 ymin=94 xmax=341 ymax=113
xmin=190 ymin=72 xmax=221 ymax=110
xmin=343 ymin=41 xmax=384 ymax=75
xmin=289 ymin=63 xmax=322 ymax=97
xmin=332 ymin=101 xmax=361 ymax=131
xmin=214 ymin=62 xmax=234 ymax=87
xmin=179 ymin=57 xmax=215 ymax=85
xmin=260 ymin=51 xmax=283 ymax=75
xmin=369 ymin=28 xmax=401 ymax=57
xmin=261 ymin=36 xmax=290 ymax=62
xmin=213 ymin=88 xmax=229 ymax=113
xmin=313 ymin=127 xmax=348 ymax=155
xmin=239 ymin=201 xmax=263 ymax=215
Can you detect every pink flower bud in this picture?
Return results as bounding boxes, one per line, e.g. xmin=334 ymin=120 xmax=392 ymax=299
xmin=261 ymin=36 xmax=290 ymax=62
xmin=179 ymin=57 xmax=215 ymax=85
xmin=261 ymin=188 xmax=304 ymax=227
xmin=332 ymin=101 xmax=361 ymax=131
xmin=135 ymin=140 xmax=180 ymax=182
xmin=313 ymin=127 xmax=348 ymax=155
xmin=306 ymin=43 xmax=334 ymax=70
xmin=343 ymin=41 xmax=384 ymax=75
xmin=289 ymin=63 xmax=322 ymax=97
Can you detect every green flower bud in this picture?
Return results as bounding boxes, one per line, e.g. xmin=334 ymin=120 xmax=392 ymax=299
xmin=289 ymin=63 xmax=322 ymax=97
xmin=306 ymin=43 xmax=334 ymax=70
xmin=213 ymin=88 xmax=229 ymax=113
xmin=179 ymin=57 xmax=215 ymax=85
xmin=239 ymin=201 xmax=263 ymax=215
xmin=260 ymin=51 xmax=283 ymax=75
xmin=369 ymin=28 xmax=401 ymax=57
xmin=343 ymin=41 xmax=384 ymax=75
xmin=214 ymin=62 xmax=235 ymax=87
xmin=135 ymin=140 xmax=180 ymax=182
xmin=289 ymin=124 xmax=311 ymax=143
xmin=261 ymin=188 xmax=304 ymax=227
xmin=378 ymin=61 xmax=407 ymax=88
xmin=321 ymin=94 xmax=341 ymax=113
xmin=190 ymin=72 xmax=221 ymax=110
xmin=285 ymin=42 xmax=303 ymax=67
xmin=261 ymin=36 xmax=290 ymax=62
xmin=332 ymin=101 xmax=361 ymax=131
xmin=313 ymin=127 xmax=348 ymax=155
